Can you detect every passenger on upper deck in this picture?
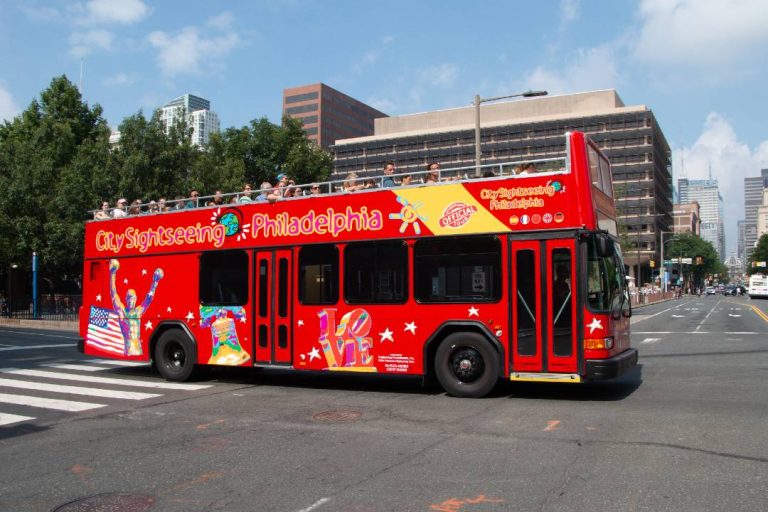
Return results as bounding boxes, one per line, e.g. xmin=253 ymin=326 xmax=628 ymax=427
xmin=425 ymin=162 xmax=440 ymax=184
xmin=401 ymin=174 xmax=413 ymax=186
xmin=212 ymin=190 xmax=225 ymax=206
xmin=257 ymin=182 xmax=280 ymax=203
xmin=382 ymin=161 xmax=398 ymax=188
xmin=185 ymin=190 xmax=199 ymax=209
xmin=519 ymin=163 xmax=537 ymax=175
xmin=309 ymin=183 xmax=321 ymax=195
xmin=112 ymin=198 xmax=127 ymax=218
xmin=94 ymin=201 xmax=111 ymax=220
xmin=343 ymin=172 xmax=366 ymax=192
xmin=128 ymin=199 xmax=142 ymax=215
xmin=238 ymin=184 xmax=253 ymax=203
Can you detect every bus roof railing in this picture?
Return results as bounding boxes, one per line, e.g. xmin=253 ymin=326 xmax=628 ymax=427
xmin=89 ymin=155 xmax=569 ymax=220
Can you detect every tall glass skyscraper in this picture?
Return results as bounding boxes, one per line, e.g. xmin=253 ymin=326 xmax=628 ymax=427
xmin=678 ymin=178 xmax=725 ymax=259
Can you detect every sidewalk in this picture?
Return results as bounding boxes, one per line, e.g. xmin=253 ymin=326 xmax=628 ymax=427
xmin=0 ymin=318 xmax=78 ymax=332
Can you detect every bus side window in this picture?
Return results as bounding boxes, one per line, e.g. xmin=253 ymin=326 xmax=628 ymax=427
xmin=344 ymin=241 xmax=407 ymax=304
xmin=200 ymin=250 xmax=249 ymax=305
xmin=299 ymin=245 xmax=338 ymax=305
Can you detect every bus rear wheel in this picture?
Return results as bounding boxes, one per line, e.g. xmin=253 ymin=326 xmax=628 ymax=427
xmin=154 ymin=329 xmax=196 ymax=381
xmin=434 ymin=333 xmax=500 ymax=398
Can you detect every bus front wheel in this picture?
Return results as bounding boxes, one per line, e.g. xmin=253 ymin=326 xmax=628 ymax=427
xmin=434 ymin=333 xmax=500 ymax=398
xmin=154 ymin=329 xmax=196 ymax=381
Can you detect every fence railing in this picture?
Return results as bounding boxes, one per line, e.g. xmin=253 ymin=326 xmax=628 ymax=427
xmin=1 ymin=295 xmax=82 ymax=322
xmin=630 ymin=290 xmax=676 ymax=307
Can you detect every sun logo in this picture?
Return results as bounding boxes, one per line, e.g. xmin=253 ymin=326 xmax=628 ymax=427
xmin=388 ymin=196 xmax=427 ymax=234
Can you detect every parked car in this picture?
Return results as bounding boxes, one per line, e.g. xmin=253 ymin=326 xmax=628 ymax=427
xmin=705 ymin=286 xmax=716 ymax=295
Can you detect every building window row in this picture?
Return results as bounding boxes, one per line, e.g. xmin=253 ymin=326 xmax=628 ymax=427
xmin=285 ymin=91 xmax=319 ymax=104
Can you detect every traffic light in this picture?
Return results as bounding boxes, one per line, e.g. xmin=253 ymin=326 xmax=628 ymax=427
xmin=650 ymin=260 xmax=655 ymax=268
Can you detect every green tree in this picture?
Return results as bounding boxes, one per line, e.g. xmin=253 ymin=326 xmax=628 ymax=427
xmin=666 ymin=233 xmax=723 ymax=289
xmin=0 ymin=75 xmax=110 ymax=291
xmin=748 ymin=233 xmax=768 ymax=275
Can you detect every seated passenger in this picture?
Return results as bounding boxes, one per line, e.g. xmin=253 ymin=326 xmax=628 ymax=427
xmin=257 ymin=182 xmax=280 ymax=203
xmin=382 ymin=161 xmax=398 ymax=187
xmin=343 ymin=172 xmax=366 ymax=192
xmin=185 ymin=190 xmax=200 ymax=209
xmin=425 ymin=162 xmax=440 ymax=184
xmin=401 ymin=174 xmax=414 ymax=186
xmin=94 ymin=201 xmax=111 ymax=220
xmin=309 ymin=183 xmax=322 ymax=195
xmin=238 ymin=184 xmax=253 ymax=203
xmin=112 ymin=198 xmax=127 ymax=218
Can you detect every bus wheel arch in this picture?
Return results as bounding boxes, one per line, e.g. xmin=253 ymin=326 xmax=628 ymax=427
xmin=425 ymin=324 xmax=503 ymax=398
xmin=151 ymin=322 xmax=198 ymax=382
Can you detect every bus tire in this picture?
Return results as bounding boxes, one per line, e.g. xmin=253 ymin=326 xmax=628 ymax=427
xmin=154 ymin=329 xmax=197 ymax=381
xmin=434 ymin=332 xmax=499 ymax=398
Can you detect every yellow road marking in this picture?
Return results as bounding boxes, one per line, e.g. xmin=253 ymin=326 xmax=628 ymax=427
xmin=749 ymin=305 xmax=768 ymax=323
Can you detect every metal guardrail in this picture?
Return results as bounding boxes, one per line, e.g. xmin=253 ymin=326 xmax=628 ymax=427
xmin=1 ymin=295 xmax=82 ymax=322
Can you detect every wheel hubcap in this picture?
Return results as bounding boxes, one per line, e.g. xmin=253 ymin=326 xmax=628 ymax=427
xmin=450 ymin=347 xmax=484 ymax=383
xmin=168 ymin=343 xmax=184 ymax=368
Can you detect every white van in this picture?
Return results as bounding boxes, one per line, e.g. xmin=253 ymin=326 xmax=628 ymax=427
xmin=748 ymin=274 xmax=768 ymax=299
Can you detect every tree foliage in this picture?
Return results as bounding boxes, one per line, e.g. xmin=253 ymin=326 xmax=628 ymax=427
xmin=748 ymin=233 xmax=768 ymax=275
xmin=666 ymin=233 xmax=727 ymax=286
xmin=0 ymin=76 xmax=333 ymax=293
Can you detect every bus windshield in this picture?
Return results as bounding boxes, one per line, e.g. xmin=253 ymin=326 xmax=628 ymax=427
xmin=586 ymin=234 xmax=625 ymax=313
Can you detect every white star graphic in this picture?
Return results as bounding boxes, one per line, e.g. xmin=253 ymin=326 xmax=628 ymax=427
xmin=185 ymin=311 xmax=195 ymax=321
xmin=404 ymin=321 xmax=417 ymax=334
xmin=95 ymin=294 xmax=102 ymax=302
xmin=239 ymin=315 xmax=246 ymax=323
xmin=141 ymin=269 xmax=147 ymax=276
xmin=144 ymin=320 xmax=153 ymax=330
xmin=379 ymin=328 xmax=394 ymax=343
xmin=587 ymin=318 xmax=603 ymax=334
xmin=166 ymin=306 xmax=172 ymax=313
xmin=297 ymin=319 xmax=304 ymax=327
xmin=308 ymin=347 xmax=321 ymax=361
xmin=300 ymin=354 xmax=306 ymax=361
xmin=123 ymin=278 xmax=128 ymax=285
xmin=468 ymin=306 xmax=480 ymax=317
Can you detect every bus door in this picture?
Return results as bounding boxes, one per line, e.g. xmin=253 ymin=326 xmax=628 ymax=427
xmin=511 ymin=239 xmax=579 ymax=380
xmin=253 ymin=250 xmax=293 ymax=365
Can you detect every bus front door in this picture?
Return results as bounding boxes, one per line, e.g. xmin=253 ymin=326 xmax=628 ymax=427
xmin=511 ymin=239 xmax=579 ymax=381
xmin=253 ymin=250 xmax=293 ymax=365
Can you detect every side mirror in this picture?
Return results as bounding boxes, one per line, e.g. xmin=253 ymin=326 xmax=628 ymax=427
xmin=597 ymin=237 xmax=615 ymax=258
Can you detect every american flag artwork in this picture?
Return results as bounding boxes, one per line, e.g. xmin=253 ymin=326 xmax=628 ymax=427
xmin=86 ymin=306 xmax=126 ymax=355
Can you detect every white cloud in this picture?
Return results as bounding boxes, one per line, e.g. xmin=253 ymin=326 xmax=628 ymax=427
xmin=207 ymin=11 xmax=234 ymax=30
xmin=420 ymin=64 xmax=458 ymax=87
xmin=18 ymin=5 xmax=61 ymax=21
xmin=0 ymin=84 xmax=20 ymax=122
xmin=74 ymin=0 xmax=150 ymax=25
xmin=104 ymin=72 xmax=136 ymax=87
xmin=518 ymin=44 xmax=620 ymax=95
xmin=634 ymin=0 xmax=768 ymax=68
xmin=559 ymin=0 xmax=580 ymax=27
xmin=147 ymin=25 xmax=239 ymax=77
xmin=674 ymin=113 xmax=768 ymax=254
xmin=69 ymin=29 xmax=114 ymax=57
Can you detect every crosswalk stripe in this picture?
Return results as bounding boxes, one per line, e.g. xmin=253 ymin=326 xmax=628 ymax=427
xmin=0 ymin=412 xmax=36 ymax=426
xmin=44 ymin=364 xmax=113 ymax=372
xmin=0 ymin=378 xmax=161 ymax=400
xmin=0 ymin=368 xmax=211 ymax=391
xmin=86 ymin=359 xmax=149 ymax=367
xmin=0 ymin=393 xmax=105 ymax=412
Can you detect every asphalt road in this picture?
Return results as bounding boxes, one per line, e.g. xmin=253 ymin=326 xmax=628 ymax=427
xmin=1 ymin=296 xmax=767 ymax=512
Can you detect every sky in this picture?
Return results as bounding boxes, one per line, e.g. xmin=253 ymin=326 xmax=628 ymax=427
xmin=1 ymin=0 xmax=768 ymax=255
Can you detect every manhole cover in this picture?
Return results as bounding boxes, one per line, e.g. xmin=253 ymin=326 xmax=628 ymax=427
xmin=52 ymin=493 xmax=155 ymax=512
xmin=313 ymin=410 xmax=362 ymax=422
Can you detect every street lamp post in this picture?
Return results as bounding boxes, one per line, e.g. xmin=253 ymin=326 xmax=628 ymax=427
xmin=660 ymin=231 xmax=675 ymax=293
xmin=474 ymin=90 xmax=547 ymax=174
xmin=7 ymin=263 xmax=18 ymax=318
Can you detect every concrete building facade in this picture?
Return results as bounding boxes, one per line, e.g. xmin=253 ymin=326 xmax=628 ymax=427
xmin=678 ymin=178 xmax=725 ymax=259
xmin=332 ymin=90 xmax=672 ymax=283
xmin=673 ymin=202 xmax=701 ymax=235
xmin=160 ymin=94 xmax=220 ymax=147
xmin=282 ymin=83 xmax=387 ymax=149
xmin=744 ymin=169 xmax=768 ymax=262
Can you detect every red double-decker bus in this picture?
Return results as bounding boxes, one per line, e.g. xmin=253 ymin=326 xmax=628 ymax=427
xmin=78 ymin=131 xmax=635 ymax=397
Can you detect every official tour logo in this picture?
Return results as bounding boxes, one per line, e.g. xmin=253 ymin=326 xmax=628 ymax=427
xmin=439 ymin=202 xmax=478 ymax=228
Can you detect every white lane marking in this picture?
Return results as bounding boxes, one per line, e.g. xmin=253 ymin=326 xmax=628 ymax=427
xmin=0 ymin=412 xmax=36 ymax=426
xmin=728 ymin=314 xmax=742 ymax=317
xmin=43 ymin=364 xmax=112 ymax=372
xmin=0 ymin=393 xmax=105 ymax=412
xmin=630 ymin=302 xmax=687 ymax=324
xmin=0 ymin=344 xmax=77 ymax=352
xmin=695 ymin=299 xmax=722 ymax=332
xmin=641 ymin=338 xmax=661 ymax=344
xmin=86 ymin=359 xmax=148 ymax=367
xmin=0 ymin=368 xmax=211 ymax=390
xmin=295 ymin=498 xmax=331 ymax=512
xmin=0 ymin=378 xmax=161 ymax=400
xmin=671 ymin=314 xmax=685 ymax=318
xmin=0 ymin=330 xmax=78 ymax=339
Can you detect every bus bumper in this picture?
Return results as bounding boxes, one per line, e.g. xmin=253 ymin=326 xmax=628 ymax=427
xmin=585 ymin=348 xmax=637 ymax=380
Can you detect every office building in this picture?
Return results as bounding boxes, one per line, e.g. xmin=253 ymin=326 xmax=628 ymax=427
xmin=678 ymin=178 xmax=725 ymax=259
xmin=757 ymin=188 xmax=768 ymax=240
xmin=332 ymin=90 xmax=672 ymax=283
xmin=673 ymin=202 xmax=701 ymax=235
xmin=160 ymin=94 xmax=220 ymax=147
xmin=738 ymin=220 xmax=748 ymax=265
xmin=282 ymin=83 xmax=388 ymax=149
xmin=744 ymin=169 xmax=768 ymax=262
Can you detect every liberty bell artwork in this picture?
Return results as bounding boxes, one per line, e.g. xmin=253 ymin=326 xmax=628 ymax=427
xmin=200 ymin=306 xmax=252 ymax=365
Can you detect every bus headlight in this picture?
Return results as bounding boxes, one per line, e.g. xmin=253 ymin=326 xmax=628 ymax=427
xmin=584 ymin=337 xmax=614 ymax=350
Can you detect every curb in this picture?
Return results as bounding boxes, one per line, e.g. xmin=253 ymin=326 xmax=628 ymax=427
xmin=0 ymin=318 xmax=78 ymax=332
